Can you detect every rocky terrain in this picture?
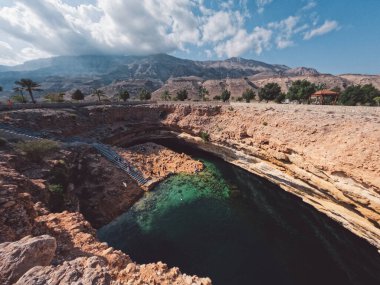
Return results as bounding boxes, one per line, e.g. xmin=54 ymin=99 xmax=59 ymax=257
xmin=1 ymin=102 xmax=379 ymax=283
xmin=1 ymin=54 xmax=379 ymax=101
xmin=0 ymin=137 xmax=210 ymax=284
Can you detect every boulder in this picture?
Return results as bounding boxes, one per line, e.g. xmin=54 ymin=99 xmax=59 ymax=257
xmin=0 ymin=235 xmax=56 ymax=285
xmin=16 ymin=256 xmax=111 ymax=285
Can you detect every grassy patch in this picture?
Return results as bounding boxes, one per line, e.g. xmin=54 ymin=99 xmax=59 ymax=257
xmin=16 ymin=139 xmax=59 ymax=162
xmin=199 ymin=131 xmax=210 ymax=142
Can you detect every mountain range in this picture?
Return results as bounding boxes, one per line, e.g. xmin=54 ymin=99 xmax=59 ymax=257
xmin=0 ymin=54 xmax=378 ymax=100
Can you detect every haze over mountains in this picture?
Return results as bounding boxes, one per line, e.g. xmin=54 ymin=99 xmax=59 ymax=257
xmin=0 ymin=54 xmax=379 ymax=100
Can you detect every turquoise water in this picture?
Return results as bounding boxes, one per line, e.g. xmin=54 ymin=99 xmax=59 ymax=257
xmin=98 ymin=140 xmax=380 ymax=285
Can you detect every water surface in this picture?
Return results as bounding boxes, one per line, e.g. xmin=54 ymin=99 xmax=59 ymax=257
xmin=98 ymin=140 xmax=380 ymax=285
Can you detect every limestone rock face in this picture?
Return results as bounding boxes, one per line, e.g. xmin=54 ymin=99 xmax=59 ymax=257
xmin=15 ymin=256 xmax=111 ymax=285
xmin=0 ymin=235 xmax=56 ymax=285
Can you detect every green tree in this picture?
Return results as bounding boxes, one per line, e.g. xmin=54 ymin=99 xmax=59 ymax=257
xmin=374 ymin=97 xmax=380 ymax=106
xmin=14 ymin=79 xmax=42 ymax=103
xmin=331 ymin=86 xmax=342 ymax=94
xmin=12 ymin=87 xmax=27 ymax=103
xmin=221 ymin=89 xmax=231 ymax=102
xmin=118 ymin=89 xmax=130 ymax=102
xmin=161 ymin=90 xmax=171 ymax=101
xmin=72 ymin=89 xmax=84 ymax=101
xmin=259 ymin=83 xmax=282 ymax=102
xmin=176 ymin=89 xmax=188 ymax=101
xmin=286 ymin=80 xmax=317 ymax=103
xmin=198 ymin=86 xmax=209 ymax=101
xmin=316 ymin=83 xmax=327 ymax=91
xmin=242 ymin=88 xmax=256 ymax=103
xmin=44 ymin=93 xmax=65 ymax=103
xmin=274 ymin=93 xmax=286 ymax=104
xmin=139 ymin=89 xmax=151 ymax=101
xmin=339 ymin=84 xmax=380 ymax=106
xmin=93 ymin=89 xmax=105 ymax=102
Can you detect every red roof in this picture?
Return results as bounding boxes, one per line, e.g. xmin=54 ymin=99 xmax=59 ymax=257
xmin=312 ymin=90 xmax=339 ymax=96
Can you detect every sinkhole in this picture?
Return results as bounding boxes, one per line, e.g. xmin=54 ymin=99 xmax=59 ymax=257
xmin=98 ymin=139 xmax=380 ymax=285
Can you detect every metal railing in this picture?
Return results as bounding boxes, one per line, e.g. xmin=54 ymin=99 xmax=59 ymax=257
xmin=0 ymin=123 xmax=149 ymax=186
xmin=92 ymin=143 xmax=148 ymax=185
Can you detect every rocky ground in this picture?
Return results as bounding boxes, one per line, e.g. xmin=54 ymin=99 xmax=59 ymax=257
xmin=0 ymin=139 xmax=210 ymax=284
xmin=0 ymin=102 xmax=379 ymax=283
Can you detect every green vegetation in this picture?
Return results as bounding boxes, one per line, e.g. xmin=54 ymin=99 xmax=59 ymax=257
xmin=93 ymin=89 xmax=106 ymax=102
xmin=316 ymin=83 xmax=327 ymax=91
xmin=259 ymin=83 xmax=282 ymax=102
xmin=139 ymin=89 xmax=151 ymax=101
xmin=198 ymin=86 xmax=209 ymax=101
xmin=48 ymin=183 xmax=64 ymax=195
xmin=12 ymin=87 xmax=27 ymax=103
xmin=16 ymin=139 xmax=59 ymax=162
xmin=221 ymin=89 xmax=231 ymax=102
xmin=242 ymin=88 xmax=255 ymax=102
xmin=14 ymin=79 xmax=41 ymax=104
xmin=213 ymin=95 xmax=221 ymax=101
xmin=10 ymin=94 xmax=28 ymax=103
xmin=44 ymin=92 xmax=65 ymax=103
xmin=274 ymin=93 xmax=286 ymax=104
xmin=199 ymin=131 xmax=210 ymax=142
xmin=339 ymin=84 xmax=380 ymax=106
xmin=374 ymin=97 xmax=380 ymax=106
xmin=118 ymin=89 xmax=130 ymax=102
xmin=71 ymin=89 xmax=84 ymax=101
xmin=176 ymin=89 xmax=188 ymax=101
xmin=0 ymin=137 xmax=7 ymax=147
xmin=286 ymin=80 xmax=317 ymax=103
xmin=161 ymin=90 xmax=171 ymax=101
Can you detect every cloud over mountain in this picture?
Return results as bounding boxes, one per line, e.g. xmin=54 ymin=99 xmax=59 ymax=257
xmin=0 ymin=0 xmax=340 ymax=65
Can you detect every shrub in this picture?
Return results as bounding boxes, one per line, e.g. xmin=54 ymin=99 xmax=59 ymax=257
xmin=139 ymin=89 xmax=151 ymax=101
xmin=10 ymin=94 xmax=28 ymax=103
xmin=221 ymin=89 xmax=231 ymax=102
xmin=118 ymin=89 xmax=130 ymax=102
xmin=48 ymin=183 xmax=64 ymax=195
xmin=274 ymin=93 xmax=286 ymax=104
xmin=213 ymin=95 xmax=221 ymax=101
xmin=199 ymin=131 xmax=210 ymax=142
xmin=236 ymin=97 xmax=243 ymax=102
xmin=161 ymin=90 xmax=171 ymax=101
xmin=0 ymin=137 xmax=7 ymax=147
xmin=176 ymin=89 xmax=188 ymax=101
xmin=263 ymin=122 xmax=268 ymax=126
xmin=44 ymin=93 xmax=65 ymax=103
xmin=242 ymin=88 xmax=256 ymax=102
xmin=72 ymin=89 xmax=84 ymax=101
xmin=16 ymin=139 xmax=59 ymax=162
xmin=198 ymin=86 xmax=209 ymax=101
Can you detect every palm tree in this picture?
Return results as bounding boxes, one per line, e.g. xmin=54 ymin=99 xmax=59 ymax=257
xmin=93 ymin=89 xmax=105 ymax=102
xmin=13 ymin=87 xmax=26 ymax=103
xmin=14 ymin=79 xmax=41 ymax=103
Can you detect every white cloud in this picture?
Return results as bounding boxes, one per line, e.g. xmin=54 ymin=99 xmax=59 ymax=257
xmin=269 ymin=16 xmax=300 ymax=49
xmin=214 ymin=27 xmax=272 ymax=57
xmin=304 ymin=20 xmax=339 ymax=40
xmin=302 ymin=1 xmax=317 ymax=11
xmin=0 ymin=0 xmax=341 ymax=65
xmin=202 ymin=11 xmax=239 ymax=42
xmin=256 ymin=0 xmax=273 ymax=14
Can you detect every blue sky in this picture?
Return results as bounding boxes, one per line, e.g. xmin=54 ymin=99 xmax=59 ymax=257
xmin=0 ymin=0 xmax=379 ymax=74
